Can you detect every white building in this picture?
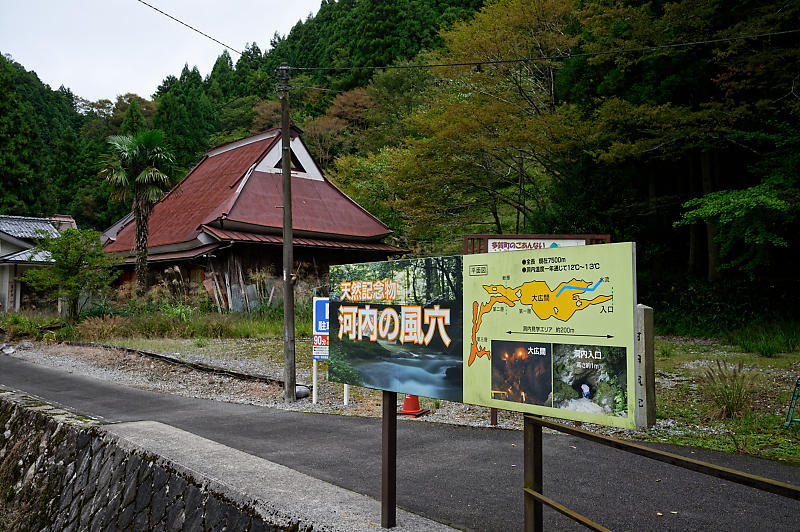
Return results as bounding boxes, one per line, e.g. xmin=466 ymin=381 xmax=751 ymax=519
xmin=0 ymin=215 xmax=75 ymax=312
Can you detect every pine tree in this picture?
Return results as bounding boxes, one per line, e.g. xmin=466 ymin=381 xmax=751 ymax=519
xmin=119 ymin=98 xmax=146 ymax=135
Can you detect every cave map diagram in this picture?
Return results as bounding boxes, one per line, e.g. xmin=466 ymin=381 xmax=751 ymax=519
xmin=468 ymin=278 xmax=613 ymax=366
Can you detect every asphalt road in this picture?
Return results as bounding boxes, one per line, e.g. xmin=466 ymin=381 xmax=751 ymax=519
xmin=2 ymin=354 xmax=799 ymax=531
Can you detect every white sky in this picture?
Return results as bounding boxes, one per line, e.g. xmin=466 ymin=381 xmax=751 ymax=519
xmin=0 ymin=0 xmax=321 ymax=102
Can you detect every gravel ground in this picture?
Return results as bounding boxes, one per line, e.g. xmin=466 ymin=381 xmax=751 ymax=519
xmin=3 ymin=339 xmax=683 ymax=440
xmin=0 ymin=340 xmax=531 ymax=431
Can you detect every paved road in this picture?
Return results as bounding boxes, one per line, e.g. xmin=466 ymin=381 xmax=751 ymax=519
xmin=2 ymin=354 xmax=799 ymax=531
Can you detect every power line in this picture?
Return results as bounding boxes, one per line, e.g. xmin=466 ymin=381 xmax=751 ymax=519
xmin=134 ymin=0 xmax=241 ymax=55
xmin=289 ymin=29 xmax=800 ymax=73
xmin=288 ymin=84 xmax=339 ymax=93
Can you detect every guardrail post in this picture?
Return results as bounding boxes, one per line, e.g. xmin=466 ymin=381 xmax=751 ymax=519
xmin=634 ymin=304 xmax=655 ymax=429
xmin=524 ymin=414 xmax=543 ymax=532
xmin=382 ymin=390 xmax=397 ymax=528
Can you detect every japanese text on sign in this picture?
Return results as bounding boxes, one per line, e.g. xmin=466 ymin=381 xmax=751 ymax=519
xmin=339 ymin=279 xmax=398 ymax=302
xmin=338 ymin=305 xmax=452 ymax=347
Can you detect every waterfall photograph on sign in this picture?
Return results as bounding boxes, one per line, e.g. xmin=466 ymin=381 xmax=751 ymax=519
xmin=328 ymin=256 xmax=463 ymax=402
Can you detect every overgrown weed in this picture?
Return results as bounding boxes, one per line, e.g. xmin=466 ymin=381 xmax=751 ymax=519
xmin=697 ymin=360 xmax=759 ymax=419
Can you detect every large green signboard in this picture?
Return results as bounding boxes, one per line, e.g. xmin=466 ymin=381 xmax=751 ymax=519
xmin=329 ymin=242 xmax=637 ymax=428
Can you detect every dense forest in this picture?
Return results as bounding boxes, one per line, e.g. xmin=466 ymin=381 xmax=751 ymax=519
xmin=1 ymin=0 xmax=798 ymax=331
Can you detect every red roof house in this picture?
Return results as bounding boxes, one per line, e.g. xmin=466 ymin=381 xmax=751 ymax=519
xmin=104 ymin=126 xmax=400 ymax=309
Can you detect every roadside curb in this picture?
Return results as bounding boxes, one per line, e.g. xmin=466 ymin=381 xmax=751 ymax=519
xmin=63 ymin=341 xmax=311 ymax=390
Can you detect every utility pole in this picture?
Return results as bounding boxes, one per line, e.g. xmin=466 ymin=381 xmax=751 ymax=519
xmin=277 ymin=62 xmax=296 ymax=402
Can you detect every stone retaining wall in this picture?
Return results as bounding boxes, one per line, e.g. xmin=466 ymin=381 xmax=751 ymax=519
xmin=0 ymin=392 xmax=278 ymax=531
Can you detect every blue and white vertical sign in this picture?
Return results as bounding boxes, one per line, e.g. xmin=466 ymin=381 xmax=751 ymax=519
xmin=313 ymin=297 xmax=329 ymax=360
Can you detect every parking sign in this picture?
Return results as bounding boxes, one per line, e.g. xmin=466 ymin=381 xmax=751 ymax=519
xmin=313 ymin=297 xmax=329 ymax=360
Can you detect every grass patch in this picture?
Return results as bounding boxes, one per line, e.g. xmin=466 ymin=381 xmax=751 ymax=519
xmin=723 ymin=321 xmax=800 ymax=357
xmin=655 ymin=338 xmax=676 ymax=358
xmin=71 ymin=308 xmax=311 ymax=342
xmin=643 ymin=336 xmax=800 ymax=464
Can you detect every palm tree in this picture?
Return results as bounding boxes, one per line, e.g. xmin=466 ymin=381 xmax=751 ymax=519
xmin=100 ymin=129 xmax=174 ymax=295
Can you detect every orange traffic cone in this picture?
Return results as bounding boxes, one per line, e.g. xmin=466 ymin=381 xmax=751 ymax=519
xmin=397 ymin=394 xmax=429 ymax=417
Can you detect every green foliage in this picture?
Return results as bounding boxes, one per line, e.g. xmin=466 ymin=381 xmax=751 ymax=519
xmin=119 ymin=98 xmax=146 ymax=135
xmin=193 ymin=337 xmax=210 ymax=348
xmin=676 ymin=123 xmax=800 ymax=277
xmin=20 ymin=228 xmax=120 ymax=322
xmin=152 ymin=65 xmax=217 ymax=170
xmin=0 ymin=313 xmax=63 ymax=340
xmin=99 ymin=129 xmax=175 ymax=294
xmin=329 ymin=149 xmax=406 ymax=235
xmin=264 ymin=0 xmax=482 ymax=90
xmin=72 ymin=309 xmax=310 ymax=341
xmin=655 ymin=339 xmax=675 ymax=358
xmin=698 ymin=360 xmax=759 ymax=419
xmin=723 ymin=322 xmax=800 ymax=358
xmin=328 ymin=353 xmax=362 ymax=386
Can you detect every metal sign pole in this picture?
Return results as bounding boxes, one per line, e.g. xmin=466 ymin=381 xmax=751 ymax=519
xmin=312 ymin=359 xmax=318 ymax=404
xmin=382 ymin=390 xmax=397 ymax=528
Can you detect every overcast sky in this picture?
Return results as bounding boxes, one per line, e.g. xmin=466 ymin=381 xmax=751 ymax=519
xmin=0 ymin=0 xmax=321 ymax=102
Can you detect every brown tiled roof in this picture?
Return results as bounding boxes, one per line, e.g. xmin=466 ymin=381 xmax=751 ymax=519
xmin=105 ymin=130 xmax=391 ymax=254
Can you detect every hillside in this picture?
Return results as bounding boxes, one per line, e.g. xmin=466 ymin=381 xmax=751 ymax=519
xmin=1 ymin=0 xmax=799 ymax=335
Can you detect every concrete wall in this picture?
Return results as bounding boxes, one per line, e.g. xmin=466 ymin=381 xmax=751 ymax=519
xmin=0 ymin=393 xmax=282 ymax=531
xmin=0 ymin=390 xmax=452 ymax=532
xmin=0 ymin=265 xmax=7 ymax=311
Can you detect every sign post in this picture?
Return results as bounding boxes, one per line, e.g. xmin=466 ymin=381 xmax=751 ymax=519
xmin=328 ymin=243 xmax=643 ymax=526
xmin=312 ymin=297 xmax=329 ymax=404
xmin=462 ymin=234 xmax=610 ymax=425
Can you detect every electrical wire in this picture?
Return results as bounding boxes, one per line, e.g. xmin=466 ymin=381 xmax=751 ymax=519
xmin=134 ymin=0 xmax=241 ymax=55
xmin=287 ymin=84 xmax=339 ymax=93
xmin=288 ymin=29 xmax=800 ymax=72
xmin=130 ymin=1 xmax=798 ymax=87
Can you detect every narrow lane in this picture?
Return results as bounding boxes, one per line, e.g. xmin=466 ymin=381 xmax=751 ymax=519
xmin=2 ymin=354 xmax=798 ymax=531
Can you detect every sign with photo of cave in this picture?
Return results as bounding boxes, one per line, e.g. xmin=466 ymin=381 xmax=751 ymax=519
xmin=329 ymin=242 xmax=637 ymax=428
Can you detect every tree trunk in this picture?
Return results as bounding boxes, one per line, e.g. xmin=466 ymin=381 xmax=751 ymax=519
xmin=687 ymin=158 xmax=701 ymax=274
xmin=489 ymin=192 xmax=502 ymax=234
xmin=424 ymin=258 xmax=432 ymax=304
xmin=701 ymin=152 xmax=721 ymax=281
xmin=134 ymin=199 xmax=152 ymax=296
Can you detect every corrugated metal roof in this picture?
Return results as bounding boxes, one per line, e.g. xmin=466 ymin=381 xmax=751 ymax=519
xmin=202 ymin=226 xmax=402 ymax=252
xmin=226 ymin=170 xmax=391 ymax=239
xmin=105 ymin=135 xmax=275 ymax=253
xmin=0 ymin=215 xmax=60 ymax=240
xmin=0 ymin=248 xmax=52 ymax=264
xmin=121 ymin=243 xmax=221 ymax=264
xmin=105 ymin=129 xmax=392 ymax=254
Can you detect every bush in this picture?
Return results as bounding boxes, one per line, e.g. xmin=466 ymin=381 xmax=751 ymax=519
xmin=0 ymin=312 xmax=73 ymax=342
xmin=698 ymin=360 xmax=759 ymax=419
xmin=75 ymin=315 xmax=128 ymax=341
xmin=66 ymin=306 xmax=312 ymax=342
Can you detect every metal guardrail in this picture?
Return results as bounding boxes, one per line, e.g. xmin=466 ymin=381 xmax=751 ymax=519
xmin=523 ymin=414 xmax=800 ymax=531
xmin=785 ymin=376 xmax=800 ymax=428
